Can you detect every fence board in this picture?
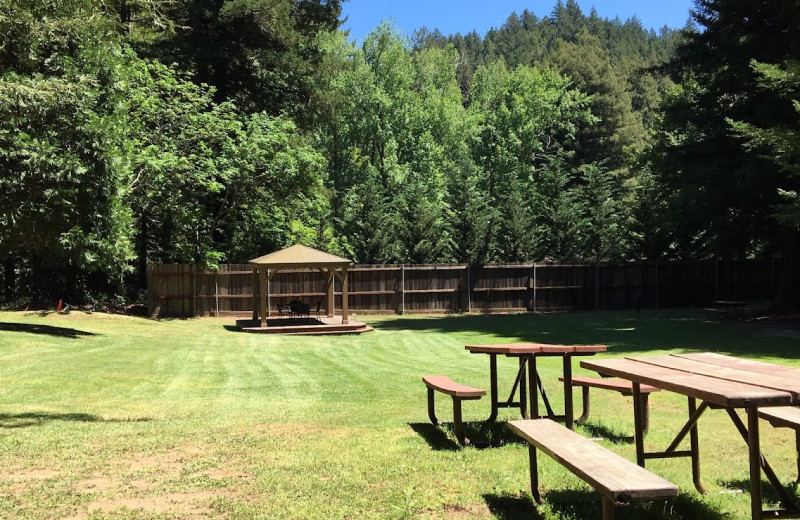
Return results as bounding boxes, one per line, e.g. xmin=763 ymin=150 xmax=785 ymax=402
xmin=147 ymin=260 xmax=779 ymax=317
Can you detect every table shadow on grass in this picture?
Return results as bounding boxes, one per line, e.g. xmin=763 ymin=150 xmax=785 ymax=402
xmin=485 ymin=491 xmax=724 ymax=520
xmin=0 ymin=322 xmax=97 ymax=339
xmin=0 ymin=412 xmax=151 ymax=429
xmin=409 ymin=421 xmax=521 ymax=450
xmin=371 ymin=312 xmax=800 ymax=360
xmin=576 ymin=422 xmax=635 ymax=444
xmin=720 ymin=477 xmax=800 ymax=506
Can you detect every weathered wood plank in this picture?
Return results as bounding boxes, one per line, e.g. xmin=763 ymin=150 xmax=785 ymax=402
xmin=581 ymin=358 xmax=793 ymax=408
xmin=508 ymin=419 xmax=679 ymax=501
xmin=759 ymin=406 xmax=800 ymax=429
xmin=674 ymin=352 xmax=800 ymax=378
xmin=629 ymin=354 xmax=800 ymax=400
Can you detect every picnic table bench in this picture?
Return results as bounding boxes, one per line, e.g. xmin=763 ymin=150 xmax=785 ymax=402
xmin=559 ymin=376 xmax=660 ymax=434
xmin=508 ymin=418 xmax=678 ymax=520
xmin=422 ymin=375 xmax=486 ymax=446
xmin=759 ymin=406 xmax=800 ymax=482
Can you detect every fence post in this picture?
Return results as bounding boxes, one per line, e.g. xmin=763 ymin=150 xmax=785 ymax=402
xmin=532 ymin=264 xmax=537 ymax=313
xmin=595 ymin=263 xmax=599 ymax=311
xmin=215 ymin=272 xmax=220 ymax=317
xmin=267 ymin=269 xmax=271 ymax=317
xmin=400 ymin=264 xmax=405 ymax=315
xmin=192 ymin=264 xmax=197 ymax=317
xmin=467 ymin=264 xmax=472 ymax=313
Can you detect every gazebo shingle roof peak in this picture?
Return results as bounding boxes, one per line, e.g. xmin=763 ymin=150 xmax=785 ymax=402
xmin=249 ymin=244 xmax=351 ymax=268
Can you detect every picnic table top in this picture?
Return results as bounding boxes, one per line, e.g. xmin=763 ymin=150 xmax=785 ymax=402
xmin=581 ymin=352 xmax=798 ymax=408
xmin=465 ymin=343 xmax=607 ymax=355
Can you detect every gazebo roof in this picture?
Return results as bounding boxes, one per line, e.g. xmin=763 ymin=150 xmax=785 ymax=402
xmin=249 ymin=244 xmax=351 ymax=269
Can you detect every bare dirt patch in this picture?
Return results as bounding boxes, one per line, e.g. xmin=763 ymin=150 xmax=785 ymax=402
xmin=3 ymin=469 xmax=59 ymax=480
xmin=127 ymin=453 xmax=186 ymax=475
xmin=86 ymin=491 xmax=223 ymax=518
xmin=75 ymin=477 xmax=116 ymax=493
xmin=202 ymin=466 xmax=252 ymax=481
xmin=441 ymin=502 xmax=492 ymax=519
xmin=0 ymin=469 xmax=59 ymax=496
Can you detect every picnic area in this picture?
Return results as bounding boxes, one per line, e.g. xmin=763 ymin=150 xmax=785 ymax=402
xmin=2 ymin=308 xmax=800 ymax=519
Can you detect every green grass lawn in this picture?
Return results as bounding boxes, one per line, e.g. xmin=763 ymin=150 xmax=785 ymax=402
xmin=0 ymin=309 xmax=799 ymax=519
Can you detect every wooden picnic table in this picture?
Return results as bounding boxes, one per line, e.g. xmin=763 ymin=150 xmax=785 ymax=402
xmin=581 ymin=352 xmax=800 ymax=520
xmin=465 ymin=343 xmax=606 ymax=429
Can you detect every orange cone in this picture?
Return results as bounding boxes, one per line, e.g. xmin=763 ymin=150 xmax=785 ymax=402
xmin=57 ymin=299 xmax=63 ymax=311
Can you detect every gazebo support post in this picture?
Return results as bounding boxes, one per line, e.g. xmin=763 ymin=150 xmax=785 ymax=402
xmin=341 ymin=266 xmax=349 ymax=324
xmin=259 ymin=267 xmax=267 ymax=328
xmin=251 ymin=267 xmax=259 ymax=321
xmin=326 ymin=268 xmax=335 ymax=318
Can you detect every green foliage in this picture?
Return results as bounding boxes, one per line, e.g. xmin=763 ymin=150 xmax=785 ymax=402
xmin=729 ymin=60 xmax=800 ymax=229
xmin=125 ymin=57 xmax=330 ymax=269
xmin=547 ymin=29 xmax=646 ymax=171
xmin=468 ymin=61 xmax=595 ymax=261
xmin=11 ymin=0 xmax=774 ymax=305
xmin=144 ymin=0 xmax=343 ymax=124
xmin=647 ymin=0 xmax=800 ymax=260
xmin=0 ymin=0 xmax=135 ymax=301
xmin=317 ymin=24 xmax=464 ymax=263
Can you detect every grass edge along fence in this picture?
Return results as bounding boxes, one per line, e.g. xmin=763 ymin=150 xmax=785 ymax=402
xmin=147 ymin=259 xmax=778 ymax=318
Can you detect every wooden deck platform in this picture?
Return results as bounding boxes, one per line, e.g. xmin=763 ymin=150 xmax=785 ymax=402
xmin=235 ymin=317 xmax=373 ymax=335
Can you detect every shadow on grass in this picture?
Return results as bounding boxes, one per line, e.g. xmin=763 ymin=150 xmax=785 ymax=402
xmin=576 ymin=421 xmax=635 ymax=444
xmin=223 ymin=324 xmax=247 ymax=333
xmin=370 ymin=310 xmax=800 ymax=360
xmin=409 ymin=421 xmax=523 ymax=450
xmin=485 ymin=490 xmax=726 ymax=520
xmin=0 ymin=412 xmax=151 ymax=429
xmin=720 ymin=477 xmax=800 ymax=508
xmin=483 ymin=492 xmax=542 ymax=520
xmin=0 ymin=322 xmax=97 ymax=339
xmin=408 ymin=422 xmax=460 ymax=451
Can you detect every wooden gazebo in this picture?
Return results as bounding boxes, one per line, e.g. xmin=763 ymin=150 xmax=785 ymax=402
xmin=249 ymin=244 xmax=351 ymax=328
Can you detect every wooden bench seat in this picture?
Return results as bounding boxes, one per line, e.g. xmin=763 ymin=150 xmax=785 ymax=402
xmin=422 ymin=375 xmax=486 ymax=446
xmin=508 ymin=418 xmax=678 ymax=520
xmin=759 ymin=406 xmax=800 ymax=482
xmin=560 ymin=376 xmax=660 ymax=434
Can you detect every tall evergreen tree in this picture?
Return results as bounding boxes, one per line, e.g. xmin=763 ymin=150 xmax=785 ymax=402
xmin=651 ymin=0 xmax=800 ymax=259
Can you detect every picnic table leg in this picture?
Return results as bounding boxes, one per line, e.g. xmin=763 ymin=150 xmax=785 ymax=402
xmin=576 ymin=385 xmax=591 ymax=423
xmin=563 ymin=356 xmax=574 ymax=430
xmin=426 ymin=387 xmax=440 ymax=426
xmin=796 ymin=430 xmax=800 ymax=484
xmin=601 ymin=496 xmax=616 ymax=520
xmin=633 ymin=383 xmax=646 ymax=466
xmin=528 ymin=356 xmax=538 ymax=419
xmin=528 ymin=443 xmax=544 ymax=504
xmin=726 ymin=408 xmax=799 ymax=513
xmin=748 ymin=408 xmax=762 ymax=520
xmin=688 ymin=397 xmax=706 ymax=495
xmin=535 ymin=367 xmax=555 ymax=418
xmin=519 ymin=358 xmax=528 ymax=418
xmin=487 ymin=354 xmax=498 ymax=423
xmin=452 ymin=397 xmax=471 ymax=446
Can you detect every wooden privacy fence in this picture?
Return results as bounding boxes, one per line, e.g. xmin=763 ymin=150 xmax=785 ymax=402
xmin=147 ymin=259 xmax=778 ymax=317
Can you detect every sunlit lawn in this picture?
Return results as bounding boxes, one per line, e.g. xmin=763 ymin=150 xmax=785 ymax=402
xmin=0 ymin=309 xmax=799 ymax=519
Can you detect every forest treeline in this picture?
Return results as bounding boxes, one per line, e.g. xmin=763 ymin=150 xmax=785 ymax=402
xmin=1 ymin=0 xmax=799 ymax=307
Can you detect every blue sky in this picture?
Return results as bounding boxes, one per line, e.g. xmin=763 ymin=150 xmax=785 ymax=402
xmin=341 ymin=0 xmax=696 ymax=43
